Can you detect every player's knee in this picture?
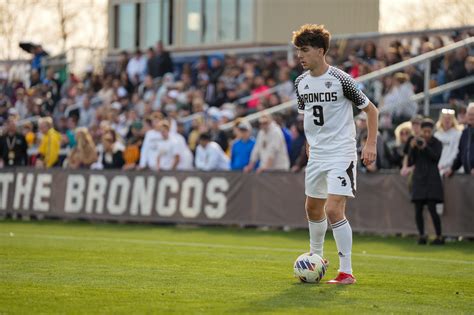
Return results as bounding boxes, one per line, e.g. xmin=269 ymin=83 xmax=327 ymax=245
xmin=325 ymin=199 xmax=345 ymax=222
xmin=305 ymin=201 xmax=325 ymax=220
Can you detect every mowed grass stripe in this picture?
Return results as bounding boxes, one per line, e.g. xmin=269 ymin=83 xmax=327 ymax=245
xmin=2 ymin=232 xmax=473 ymax=265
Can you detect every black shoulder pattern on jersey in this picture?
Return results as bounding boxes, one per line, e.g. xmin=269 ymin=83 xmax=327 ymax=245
xmin=294 ymin=71 xmax=309 ymax=111
xmin=328 ymin=67 xmax=368 ymax=108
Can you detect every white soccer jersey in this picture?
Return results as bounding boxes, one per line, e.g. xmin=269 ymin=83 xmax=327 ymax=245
xmin=295 ymin=66 xmax=370 ymax=162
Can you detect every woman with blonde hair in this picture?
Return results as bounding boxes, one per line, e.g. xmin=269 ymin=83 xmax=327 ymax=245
xmin=67 ymin=127 xmax=98 ymax=169
xmin=434 ymin=108 xmax=463 ymax=176
xmin=391 ymin=121 xmax=413 ymax=169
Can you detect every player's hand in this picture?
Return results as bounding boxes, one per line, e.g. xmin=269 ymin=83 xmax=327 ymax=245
xmin=243 ymin=165 xmax=252 ymax=173
xmin=361 ymin=142 xmax=377 ymax=166
xmin=256 ymin=167 xmax=266 ymax=174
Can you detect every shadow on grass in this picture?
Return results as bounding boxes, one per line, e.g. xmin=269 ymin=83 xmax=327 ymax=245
xmin=233 ymin=282 xmax=359 ymax=313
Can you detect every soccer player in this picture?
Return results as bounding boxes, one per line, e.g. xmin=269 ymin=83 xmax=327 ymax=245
xmin=292 ymin=24 xmax=379 ymax=284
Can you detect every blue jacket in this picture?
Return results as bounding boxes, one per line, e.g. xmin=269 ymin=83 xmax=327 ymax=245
xmin=452 ymin=126 xmax=474 ymax=173
xmin=231 ymin=138 xmax=256 ymax=170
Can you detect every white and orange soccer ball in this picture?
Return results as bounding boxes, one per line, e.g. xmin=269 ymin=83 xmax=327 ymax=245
xmin=293 ymin=252 xmax=327 ymax=283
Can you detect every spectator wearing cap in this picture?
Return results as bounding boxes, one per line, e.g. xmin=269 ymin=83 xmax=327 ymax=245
xmin=0 ymin=117 xmax=28 ymax=167
xmin=407 ymin=118 xmax=444 ymax=245
xmin=195 ymin=132 xmax=230 ymax=171
xmin=37 ymin=117 xmax=62 ymax=168
xmin=230 ymin=121 xmax=255 ymax=171
xmin=434 ymin=108 xmax=463 ymax=176
xmin=244 ymin=114 xmax=290 ymax=173
xmin=445 ymin=103 xmax=474 ymax=176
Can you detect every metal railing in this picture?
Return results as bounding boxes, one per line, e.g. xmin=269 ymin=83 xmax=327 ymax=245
xmin=220 ymin=76 xmax=474 ymax=131
xmin=220 ymin=37 xmax=474 ymax=131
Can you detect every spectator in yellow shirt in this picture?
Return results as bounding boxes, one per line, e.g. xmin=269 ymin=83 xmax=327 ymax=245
xmin=37 ymin=117 xmax=61 ymax=168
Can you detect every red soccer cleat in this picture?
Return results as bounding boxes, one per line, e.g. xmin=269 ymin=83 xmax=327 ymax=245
xmin=326 ymin=272 xmax=356 ymax=284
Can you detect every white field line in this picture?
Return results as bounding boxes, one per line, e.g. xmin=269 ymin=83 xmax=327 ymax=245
xmin=2 ymin=233 xmax=473 ymax=265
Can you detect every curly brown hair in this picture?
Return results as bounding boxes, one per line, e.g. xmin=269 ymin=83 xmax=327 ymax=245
xmin=292 ymin=24 xmax=331 ymax=54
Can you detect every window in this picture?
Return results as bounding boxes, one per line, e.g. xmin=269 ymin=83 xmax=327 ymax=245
xmin=144 ymin=1 xmax=161 ymax=48
xmin=203 ymin=0 xmax=218 ymax=44
xmin=185 ymin=0 xmax=202 ymax=45
xmin=219 ymin=0 xmax=236 ymax=42
xmin=118 ymin=3 xmax=136 ymax=50
xmin=182 ymin=0 xmax=253 ymax=46
xmin=238 ymin=0 xmax=253 ymax=41
xmin=113 ymin=5 xmax=119 ymax=48
xmin=163 ymin=0 xmax=171 ymax=45
xmin=144 ymin=0 xmax=172 ymax=48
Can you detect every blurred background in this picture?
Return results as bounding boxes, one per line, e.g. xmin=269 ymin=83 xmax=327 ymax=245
xmin=0 ymin=0 xmax=472 ymax=176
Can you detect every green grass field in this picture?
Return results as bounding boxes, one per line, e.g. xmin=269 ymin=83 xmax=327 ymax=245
xmin=1 ymin=220 xmax=473 ymax=314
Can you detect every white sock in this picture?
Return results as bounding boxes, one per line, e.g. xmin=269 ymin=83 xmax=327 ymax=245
xmin=331 ymin=218 xmax=353 ymax=274
xmin=308 ymin=218 xmax=327 ymax=257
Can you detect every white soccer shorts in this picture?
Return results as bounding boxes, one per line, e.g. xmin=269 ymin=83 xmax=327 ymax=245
xmin=305 ymin=159 xmax=357 ymax=199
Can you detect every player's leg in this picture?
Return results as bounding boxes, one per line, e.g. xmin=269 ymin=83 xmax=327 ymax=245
xmin=325 ymin=194 xmax=353 ymax=274
xmin=304 ymin=160 xmax=328 ymax=258
xmin=325 ymin=161 xmax=357 ymax=284
xmin=306 ymin=196 xmax=327 ymax=257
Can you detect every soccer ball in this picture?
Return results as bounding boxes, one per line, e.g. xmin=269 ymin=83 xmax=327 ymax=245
xmin=293 ymin=252 xmax=327 ymax=283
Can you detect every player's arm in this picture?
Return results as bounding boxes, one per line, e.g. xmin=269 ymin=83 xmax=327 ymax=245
xmin=361 ymin=102 xmax=378 ymax=166
xmin=339 ymin=70 xmax=378 ymax=166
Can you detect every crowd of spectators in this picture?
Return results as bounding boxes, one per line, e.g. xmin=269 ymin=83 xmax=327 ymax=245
xmin=0 ymin=31 xmax=473 ymax=177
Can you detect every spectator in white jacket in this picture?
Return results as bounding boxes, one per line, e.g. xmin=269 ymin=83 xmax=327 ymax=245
xmin=127 ymin=49 xmax=147 ymax=85
xmin=379 ymin=73 xmax=418 ymax=126
xmin=138 ymin=115 xmax=163 ymax=170
xmin=434 ymin=108 xmax=463 ymax=176
xmin=173 ymin=131 xmax=194 ymax=170
xmin=244 ymin=114 xmax=290 ymax=173
xmin=155 ymin=120 xmax=180 ymax=171
xmin=195 ymin=132 xmax=230 ymax=171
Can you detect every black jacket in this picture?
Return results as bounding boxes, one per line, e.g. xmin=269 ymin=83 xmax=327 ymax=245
xmin=102 ymin=150 xmax=125 ymax=169
xmin=0 ymin=133 xmax=28 ymax=167
xmin=148 ymin=52 xmax=174 ymax=78
xmin=408 ymin=136 xmax=443 ymax=202
xmin=451 ymin=126 xmax=474 ymax=174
